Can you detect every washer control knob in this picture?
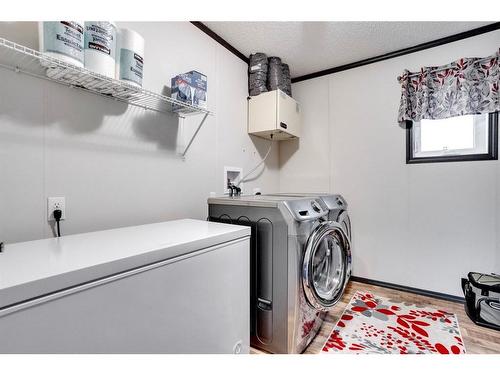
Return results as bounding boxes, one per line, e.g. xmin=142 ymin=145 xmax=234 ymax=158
xmin=311 ymin=201 xmax=321 ymax=213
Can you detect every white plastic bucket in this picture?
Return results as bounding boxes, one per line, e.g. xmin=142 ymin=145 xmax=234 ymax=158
xmin=84 ymin=22 xmax=117 ymax=78
xmin=116 ymin=28 xmax=145 ymax=88
xmin=38 ymin=21 xmax=85 ymax=68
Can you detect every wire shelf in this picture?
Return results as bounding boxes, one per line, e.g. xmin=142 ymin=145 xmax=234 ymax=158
xmin=0 ymin=38 xmax=213 ymax=117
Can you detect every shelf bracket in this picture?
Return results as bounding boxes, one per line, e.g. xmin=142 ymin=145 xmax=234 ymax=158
xmin=180 ymin=112 xmax=209 ymax=158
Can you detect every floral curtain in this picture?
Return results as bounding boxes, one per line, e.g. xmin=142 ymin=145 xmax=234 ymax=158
xmin=398 ymin=49 xmax=499 ymax=123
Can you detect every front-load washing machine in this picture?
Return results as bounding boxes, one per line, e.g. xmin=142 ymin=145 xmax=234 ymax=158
xmin=207 ymin=195 xmax=352 ymax=353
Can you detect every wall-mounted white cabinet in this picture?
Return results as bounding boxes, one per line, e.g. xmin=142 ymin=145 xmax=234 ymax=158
xmin=248 ymin=89 xmax=300 ymax=140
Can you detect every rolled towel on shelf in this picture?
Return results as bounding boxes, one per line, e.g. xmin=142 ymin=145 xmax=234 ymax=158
xmin=248 ymin=52 xmax=268 ymax=96
xmin=282 ymin=63 xmax=292 ymax=97
xmin=266 ymin=56 xmax=283 ymax=91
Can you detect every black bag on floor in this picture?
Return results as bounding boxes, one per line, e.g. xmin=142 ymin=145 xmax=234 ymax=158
xmin=462 ymin=272 xmax=500 ymax=331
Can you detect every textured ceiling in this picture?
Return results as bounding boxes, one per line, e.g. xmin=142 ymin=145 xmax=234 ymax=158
xmin=203 ymin=22 xmax=491 ymax=78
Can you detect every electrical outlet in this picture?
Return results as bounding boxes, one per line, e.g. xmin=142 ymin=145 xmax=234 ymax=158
xmin=47 ymin=197 xmax=66 ymax=221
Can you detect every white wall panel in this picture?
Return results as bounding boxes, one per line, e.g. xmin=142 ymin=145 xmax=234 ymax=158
xmin=0 ymin=22 xmax=280 ymax=243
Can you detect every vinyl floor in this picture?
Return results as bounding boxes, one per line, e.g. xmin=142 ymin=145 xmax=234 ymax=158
xmin=250 ymin=280 xmax=500 ymax=354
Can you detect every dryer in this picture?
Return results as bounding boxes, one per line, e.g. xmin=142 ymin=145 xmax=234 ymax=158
xmin=272 ymin=193 xmax=352 ymax=241
xmin=316 ymin=194 xmax=351 ymax=242
xmin=207 ymin=195 xmax=351 ymax=353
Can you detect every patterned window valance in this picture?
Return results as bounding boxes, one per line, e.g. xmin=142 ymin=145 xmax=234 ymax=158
xmin=398 ymin=49 xmax=499 ymax=123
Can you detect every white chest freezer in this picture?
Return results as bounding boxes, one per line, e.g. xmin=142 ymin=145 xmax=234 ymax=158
xmin=0 ymin=219 xmax=250 ymax=353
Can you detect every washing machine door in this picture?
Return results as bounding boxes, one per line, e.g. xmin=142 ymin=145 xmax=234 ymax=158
xmin=302 ymin=221 xmax=351 ymax=311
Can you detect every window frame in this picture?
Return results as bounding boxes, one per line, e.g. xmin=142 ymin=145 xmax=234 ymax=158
xmin=406 ymin=112 xmax=499 ymax=164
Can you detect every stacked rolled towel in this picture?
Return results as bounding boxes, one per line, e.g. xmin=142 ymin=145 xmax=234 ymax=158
xmin=266 ymin=56 xmax=283 ymax=91
xmin=281 ymin=63 xmax=292 ymax=97
xmin=248 ymin=53 xmax=268 ymax=96
xmin=248 ymin=53 xmax=293 ymax=97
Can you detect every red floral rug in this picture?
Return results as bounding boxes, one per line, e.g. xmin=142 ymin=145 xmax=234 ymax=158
xmin=322 ymin=291 xmax=466 ymax=354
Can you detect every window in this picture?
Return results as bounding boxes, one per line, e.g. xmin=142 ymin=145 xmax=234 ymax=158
xmin=406 ymin=113 xmax=498 ymax=164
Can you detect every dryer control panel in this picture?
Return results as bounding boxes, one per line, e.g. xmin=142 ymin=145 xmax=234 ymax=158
xmin=284 ymin=198 xmax=329 ymax=221
xmin=320 ymin=194 xmax=348 ymax=210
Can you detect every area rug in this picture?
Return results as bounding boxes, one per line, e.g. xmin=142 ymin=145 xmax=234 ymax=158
xmin=321 ymin=291 xmax=466 ymax=354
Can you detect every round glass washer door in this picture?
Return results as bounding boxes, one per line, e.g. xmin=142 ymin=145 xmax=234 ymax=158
xmin=302 ymin=221 xmax=351 ymax=311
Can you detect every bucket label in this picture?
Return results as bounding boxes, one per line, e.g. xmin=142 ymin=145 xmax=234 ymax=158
xmin=43 ymin=21 xmax=84 ymax=63
xmin=84 ymin=22 xmax=116 ymax=59
xmin=119 ymin=48 xmax=143 ymax=86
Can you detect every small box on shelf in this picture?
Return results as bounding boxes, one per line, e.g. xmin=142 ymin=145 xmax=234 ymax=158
xmin=171 ymin=70 xmax=207 ymax=113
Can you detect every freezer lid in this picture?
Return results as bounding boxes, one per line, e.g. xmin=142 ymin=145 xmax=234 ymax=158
xmin=0 ymin=219 xmax=250 ymax=309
